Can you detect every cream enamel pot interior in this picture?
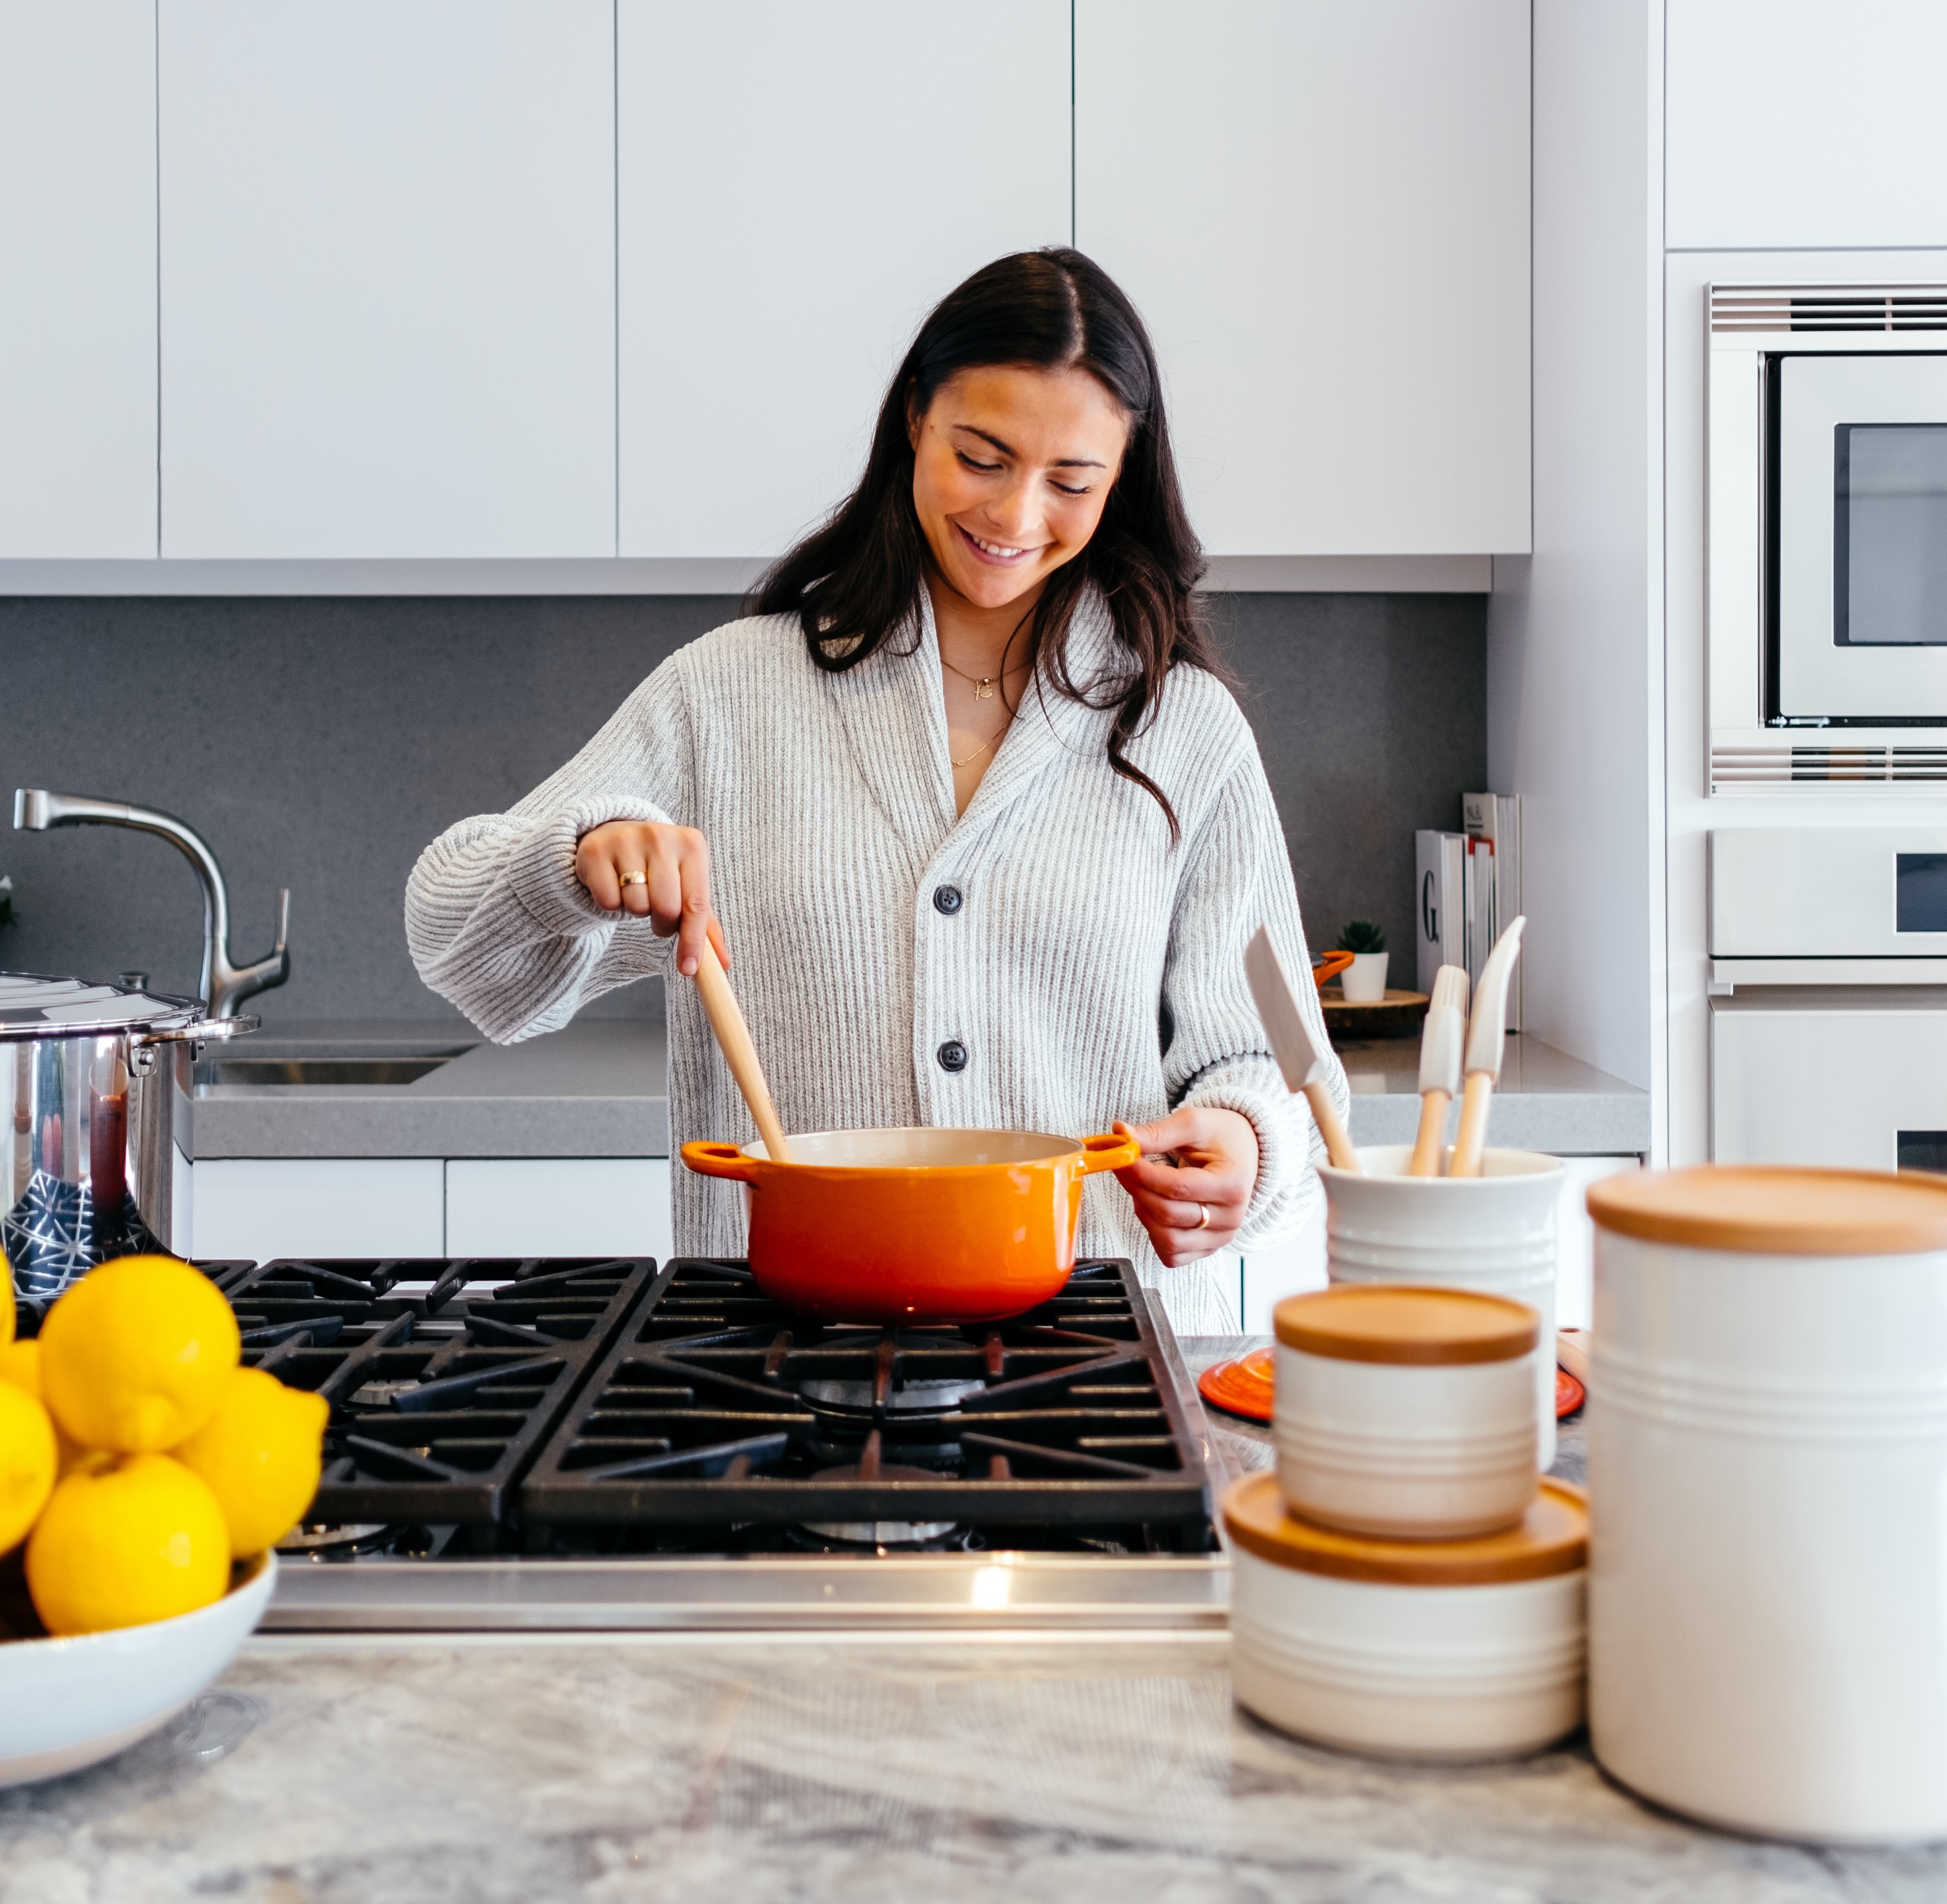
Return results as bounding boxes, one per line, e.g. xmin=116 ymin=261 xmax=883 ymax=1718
xmin=682 ymin=1126 xmax=1141 ymax=1322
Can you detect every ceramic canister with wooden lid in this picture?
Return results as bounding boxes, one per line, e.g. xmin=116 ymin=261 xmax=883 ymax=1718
xmin=1273 ymin=1285 xmax=1541 ymax=1539
xmin=1587 ymin=1166 xmax=1947 ymax=1845
xmin=1225 ymin=1471 xmax=1588 ymax=1760
xmin=1318 ymin=1145 xmax=1565 ymax=1468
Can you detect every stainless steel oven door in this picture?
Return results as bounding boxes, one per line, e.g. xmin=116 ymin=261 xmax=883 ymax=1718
xmin=1777 ymin=352 xmax=1947 ymax=721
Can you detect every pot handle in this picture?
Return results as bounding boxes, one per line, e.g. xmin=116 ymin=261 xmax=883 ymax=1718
xmin=131 ymin=1014 xmax=262 ymax=1048
xmin=1076 ymin=1130 xmax=1142 ymax=1176
xmin=682 ymin=1140 xmax=759 ymax=1183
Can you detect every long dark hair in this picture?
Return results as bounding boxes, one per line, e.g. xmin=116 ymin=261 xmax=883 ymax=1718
xmin=751 ymin=248 xmax=1219 ymax=838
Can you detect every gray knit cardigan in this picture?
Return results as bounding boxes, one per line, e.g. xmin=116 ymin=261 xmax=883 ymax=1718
xmin=404 ymin=588 xmax=1348 ymax=1334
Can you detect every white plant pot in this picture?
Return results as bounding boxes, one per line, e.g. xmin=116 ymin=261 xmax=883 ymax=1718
xmin=1340 ymin=952 xmax=1390 ymax=1002
xmin=1317 ymin=1145 xmax=1564 ymax=1469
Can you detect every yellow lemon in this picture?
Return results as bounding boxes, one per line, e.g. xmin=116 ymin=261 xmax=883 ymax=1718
xmin=1 ymin=1260 xmax=13 ymax=1346
xmin=172 ymin=1367 xmax=329 ymax=1558
xmin=0 ymin=1336 xmax=40 ymax=1398
xmin=25 ymin=1452 xmax=229 ymax=1635
xmin=40 ymin=1255 xmax=240 ymax=1452
xmin=0 ymin=1380 xmax=56 ymax=1553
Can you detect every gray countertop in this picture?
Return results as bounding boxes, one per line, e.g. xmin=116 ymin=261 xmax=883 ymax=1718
xmin=2 ymin=1619 xmax=1930 ymax=1901
xmin=192 ymin=1020 xmax=1646 ymax=1163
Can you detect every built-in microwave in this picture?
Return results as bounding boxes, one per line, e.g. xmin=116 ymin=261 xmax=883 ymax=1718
xmin=1708 ymin=284 xmax=1947 ymax=788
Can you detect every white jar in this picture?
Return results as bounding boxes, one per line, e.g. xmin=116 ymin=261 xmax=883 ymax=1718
xmin=1274 ymin=1284 xmax=1541 ymax=1539
xmin=1319 ymin=1145 xmax=1565 ymax=1468
xmin=1225 ymin=1471 xmax=1586 ymax=1761
xmin=1587 ymin=1165 xmax=1947 ymax=1845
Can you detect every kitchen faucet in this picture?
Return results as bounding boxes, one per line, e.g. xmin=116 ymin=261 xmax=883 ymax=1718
xmin=12 ymin=790 xmax=291 ymax=1018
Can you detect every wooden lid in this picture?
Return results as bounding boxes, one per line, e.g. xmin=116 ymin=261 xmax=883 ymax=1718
xmin=1587 ymin=1165 xmax=1947 ymax=1257
xmin=1222 ymin=1473 xmax=1587 ymax=1586
xmin=1273 ymin=1284 xmax=1539 ymax=1365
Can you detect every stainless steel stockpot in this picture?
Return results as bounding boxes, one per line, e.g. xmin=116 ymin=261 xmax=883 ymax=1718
xmin=0 ymin=972 xmax=255 ymax=1312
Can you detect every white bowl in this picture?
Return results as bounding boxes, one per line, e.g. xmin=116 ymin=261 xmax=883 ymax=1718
xmin=0 ymin=1552 xmax=275 ymax=1788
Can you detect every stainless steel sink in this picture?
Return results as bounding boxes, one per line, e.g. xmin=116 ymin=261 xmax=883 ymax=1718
xmin=192 ymin=1049 xmax=473 ymax=1091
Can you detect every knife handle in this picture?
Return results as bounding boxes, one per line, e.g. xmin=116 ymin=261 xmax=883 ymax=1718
xmin=1406 ymin=1088 xmax=1450 ymax=1178
xmin=1303 ymin=1081 xmax=1360 ymax=1171
xmin=1449 ymin=1071 xmax=1495 ymax=1178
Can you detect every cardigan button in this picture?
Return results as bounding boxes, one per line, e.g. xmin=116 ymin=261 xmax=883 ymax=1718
xmin=936 ymin=1040 xmax=968 ymax=1073
xmin=932 ymin=884 xmax=964 ymax=916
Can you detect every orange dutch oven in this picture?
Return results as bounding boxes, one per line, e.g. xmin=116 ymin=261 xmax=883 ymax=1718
xmin=680 ymin=1126 xmax=1142 ymax=1323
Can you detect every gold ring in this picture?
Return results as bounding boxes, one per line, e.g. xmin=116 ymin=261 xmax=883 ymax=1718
xmin=619 ymin=870 xmax=647 ymax=889
xmin=1195 ymin=1203 xmax=1210 ymax=1230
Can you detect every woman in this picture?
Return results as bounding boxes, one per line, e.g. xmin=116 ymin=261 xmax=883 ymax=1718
xmin=407 ymin=248 xmax=1345 ymax=1333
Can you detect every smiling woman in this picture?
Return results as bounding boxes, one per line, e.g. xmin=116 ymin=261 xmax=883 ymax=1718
xmin=406 ymin=249 xmax=1346 ymax=1330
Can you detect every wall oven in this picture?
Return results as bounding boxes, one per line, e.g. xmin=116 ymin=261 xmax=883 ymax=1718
xmin=1708 ymin=284 xmax=1947 ymax=788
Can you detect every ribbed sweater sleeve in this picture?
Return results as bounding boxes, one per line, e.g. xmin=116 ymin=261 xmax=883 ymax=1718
xmin=1162 ymin=746 xmax=1348 ymax=1245
xmin=404 ymin=656 xmax=693 ymax=1042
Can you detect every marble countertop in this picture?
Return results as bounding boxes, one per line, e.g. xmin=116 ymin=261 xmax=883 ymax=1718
xmin=193 ymin=1018 xmax=1645 ymax=1163
xmin=3 ymin=1620 xmax=1936 ymax=1902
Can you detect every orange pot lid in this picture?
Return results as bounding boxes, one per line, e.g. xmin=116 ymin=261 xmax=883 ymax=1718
xmin=1273 ymin=1284 xmax=1538 ymax=1366
xmin=1222 ymin=1472 xmax=1587 ymax=1586
xmin=1198 ymin=1348 xmax=1275 ymax=1422
xmin=1588 ymin=1165 xmax=1947 ymax=1257
xmin=1555 ymin=1367 xmax=1584 ymax=1418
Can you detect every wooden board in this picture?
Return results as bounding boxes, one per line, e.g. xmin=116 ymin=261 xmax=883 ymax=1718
xmin=1320 ymin=988 xmax=1429 ymax=1039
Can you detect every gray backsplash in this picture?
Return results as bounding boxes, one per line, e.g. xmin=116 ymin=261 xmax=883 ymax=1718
xmin=0 ymin=591 xmax=1482 ymax=1025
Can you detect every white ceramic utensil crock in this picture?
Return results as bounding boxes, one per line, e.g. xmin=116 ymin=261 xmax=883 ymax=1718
xmin=1273 ymin=1285 xmax=1541 ymax=1538
xmin=0 ymin=1553 xmax=276 ymax=1787
xmin=1586 ymin=1166 xmax=1947 ymax=1845
xmin=1318 ymin=1145 xmax=1565 ymax=1468
xmin=1225 ymin=1472 xmax=1586 ymax=1761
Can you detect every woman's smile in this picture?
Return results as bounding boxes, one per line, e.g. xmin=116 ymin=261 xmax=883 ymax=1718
xmin=954 ymin=521 xmax=1042 ymax=567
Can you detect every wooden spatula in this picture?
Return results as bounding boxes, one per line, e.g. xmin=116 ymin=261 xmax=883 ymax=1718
xmin=1245 ymin=925 xmax=1359 ymax=1171
xmin=1449 ymin=916 xmax=1525 ymax=1179
xmin=690 ymin=939 xmax=794 ymax=1164
xmin=1407 ymin=963 xmax=1470 ymax=1177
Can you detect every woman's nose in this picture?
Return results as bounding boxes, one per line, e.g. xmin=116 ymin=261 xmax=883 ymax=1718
xmin=984 ymin=479 xmax=1039 ymax=541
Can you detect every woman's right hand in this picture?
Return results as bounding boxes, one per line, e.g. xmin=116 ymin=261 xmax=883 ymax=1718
xmin=573 ymin=821 xmax=728 ymax=978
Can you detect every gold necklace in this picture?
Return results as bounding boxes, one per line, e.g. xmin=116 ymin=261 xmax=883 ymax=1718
xmin=939 ymin=653 xmax=1005 ymax=701
xmin=950 ymin=719 xmax=1011 ymax=769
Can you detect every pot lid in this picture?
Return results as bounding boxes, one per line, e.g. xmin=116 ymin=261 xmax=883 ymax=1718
xmin=1273 ymin=1285 xmax=1539 ymax=1366
xmin=1587 ymin=1165 xmax=1947 ymax=1257
xmin=0 ymin=970 xmax=203 ymax=1040
xmin=1222 ymin=1473 xmax=1587 ymax=1586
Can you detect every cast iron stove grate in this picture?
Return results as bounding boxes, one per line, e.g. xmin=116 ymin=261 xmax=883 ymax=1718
xmin=518 ymin=1258 xmax=1212 ymax=1534
xmin=227 ymin=1256 xmax=656 ymax=1526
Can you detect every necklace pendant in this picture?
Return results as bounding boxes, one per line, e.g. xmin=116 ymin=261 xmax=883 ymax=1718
xmin=974 ymin=678 xmax=995 ymax=699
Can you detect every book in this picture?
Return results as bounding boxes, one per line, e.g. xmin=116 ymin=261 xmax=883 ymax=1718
xmin=1414 ymin=830 xmax=1468 ymax=994
xmin=1460 ymin=793 xmax=1521 ymax=1031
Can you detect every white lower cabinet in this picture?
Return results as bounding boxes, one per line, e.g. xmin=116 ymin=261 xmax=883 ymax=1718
xmin=444 ymin=1159 xmax=672 ymax=1262
xmin=191 ymin=1156 xmax=673 ymax=1265
xmin=192 ymin=1159 xmax=446 ymax=1263
xmin=1240 ymin=1154 xmax=1641 ymax=1335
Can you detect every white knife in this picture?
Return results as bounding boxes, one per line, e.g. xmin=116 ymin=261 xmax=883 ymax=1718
xmin=1448 ymin=915 xmax=1525 ymax=1178
xmin=1245 ymin=925 xmax=1360 ymax=1171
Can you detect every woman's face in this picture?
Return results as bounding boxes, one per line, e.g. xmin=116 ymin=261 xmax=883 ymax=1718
xmin=908 ymin=364 xmax=1130 ymax=613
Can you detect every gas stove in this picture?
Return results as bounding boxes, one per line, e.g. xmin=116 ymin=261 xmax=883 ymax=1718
xmin=219 ymin=1256 xmax=1233 ymax=1632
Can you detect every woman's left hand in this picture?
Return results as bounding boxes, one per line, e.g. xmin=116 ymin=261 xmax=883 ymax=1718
xmin=1111 ymin=1107 xmax=1260 ymax=1266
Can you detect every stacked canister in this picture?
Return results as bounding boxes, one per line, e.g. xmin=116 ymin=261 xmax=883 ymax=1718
xmin=1224 ymin=1281 xmax=1587 ymax=1760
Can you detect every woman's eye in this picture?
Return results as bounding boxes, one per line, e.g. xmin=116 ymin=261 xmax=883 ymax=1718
xmin=1051 ymin=481 xmax=1091 ymax=497
xmin=955 ymin=451 xmax=1002 ymax=473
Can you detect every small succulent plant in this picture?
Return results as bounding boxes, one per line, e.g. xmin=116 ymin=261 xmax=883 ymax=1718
xmin=1336 ymin=918 xmax=1385 ymax=954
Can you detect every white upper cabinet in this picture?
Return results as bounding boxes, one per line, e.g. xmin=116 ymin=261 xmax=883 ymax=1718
xmin=0 ymin=1 xmax=157 ymax=558
xmin=158 ymin=1 xmax=615 ymax=559
xmin=1667 ymin=0 xmax=1947 ymax=251
xmin=1075 ymin=0 xmax=1530 ymax=557
xmin=617 ymin=1 xmax=1071 ymax=561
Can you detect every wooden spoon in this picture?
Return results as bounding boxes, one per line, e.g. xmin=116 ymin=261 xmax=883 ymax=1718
xmin=689 ymin=938 xmax=794 ymax=1164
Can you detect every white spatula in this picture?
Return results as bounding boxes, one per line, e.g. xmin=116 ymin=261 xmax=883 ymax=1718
xmin=1448 ymin=916 xmax=1525 ymax=1179
xmin=1245 ymin=925 xmax=1360 ymax=1171
xmin=1406 ymin=963 xmax=1470 ymax=1177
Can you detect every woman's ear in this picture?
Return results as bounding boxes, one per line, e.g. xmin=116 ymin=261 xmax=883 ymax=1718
xmin=905 ymin=384 xmax=924 ymax=453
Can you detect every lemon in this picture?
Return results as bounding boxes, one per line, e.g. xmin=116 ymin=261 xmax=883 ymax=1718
xmin=0 ymin=1380 xmax=56 ymax=1553
xmin=40 ymin=1255 xmax=240 ymax=1452
xmin=0 ymin=1336 xmax=40 ymax=1398
xmin=172 ymin=1366 xmax=329 ymax=1557
xmin=26 ymin=1452 xmax=229 ymax=1635
xmin=1 ymin=1262 xmax=12 ymax=1346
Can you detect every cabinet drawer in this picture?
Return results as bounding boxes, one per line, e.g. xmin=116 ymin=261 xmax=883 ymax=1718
xmin=192 ymin=1159 xmax=445 ymax=1262
xmin=445 ymin=1159 xmax=672 ymax=1262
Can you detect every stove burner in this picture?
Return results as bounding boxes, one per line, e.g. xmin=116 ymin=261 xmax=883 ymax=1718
xmin=803 ymin=1428 xmax=960 ymax=1544
xmin=799 ymin=1375 xmax=987 ymax=1415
